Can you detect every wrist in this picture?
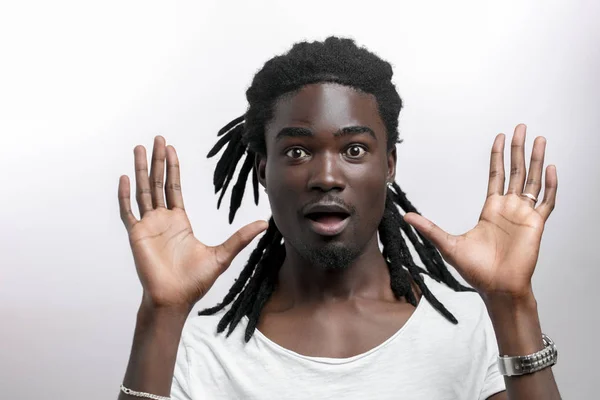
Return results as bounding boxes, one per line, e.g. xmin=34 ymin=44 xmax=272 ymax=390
xmin=122 ymin=299 xmax=190 ymax=399
xmin=482 ymin=290 xmax=544 ymax=356
xmin=140 ymin=290 xmax=193 ymax=314
xmin=482 ymin=288 xmax=538 ymax=315
xmin=137 ymin=298 xmax=191 ymax=327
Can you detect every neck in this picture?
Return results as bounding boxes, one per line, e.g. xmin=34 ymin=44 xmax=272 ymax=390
xmin=275 ymin=235 xmax=395 ymax=307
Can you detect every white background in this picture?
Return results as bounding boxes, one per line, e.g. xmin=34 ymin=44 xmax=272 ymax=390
xmin=1 ymin=1 xmax=598 ymax=399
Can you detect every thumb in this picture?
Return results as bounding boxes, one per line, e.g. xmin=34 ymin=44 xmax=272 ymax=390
xmin=214 ymin=220 xmax=269 ymax=272
xmin=403 ymin=212 xmax=456 ymax=258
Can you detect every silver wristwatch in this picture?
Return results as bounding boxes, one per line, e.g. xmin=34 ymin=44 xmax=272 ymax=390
xmin=497 ymin=334 xmax=558 ymax=376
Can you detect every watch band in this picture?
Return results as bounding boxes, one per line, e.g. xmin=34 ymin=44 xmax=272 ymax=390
xmin=497 ymin=334 xmax=558 ymax=376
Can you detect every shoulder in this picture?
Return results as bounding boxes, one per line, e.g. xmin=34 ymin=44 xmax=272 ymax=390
xmin=415 ymin=274 xmax=499 ymax=359
xmin=180 ymin=307 xmax=247 ymax=350
xmin=418 ymin=276 xmax=506 ymax=398
xmin=419 ymin=274 xmax=490 ymax=328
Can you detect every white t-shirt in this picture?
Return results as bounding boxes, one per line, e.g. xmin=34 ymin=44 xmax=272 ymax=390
xmin=171 ymin=275 xmax=506 ymax=400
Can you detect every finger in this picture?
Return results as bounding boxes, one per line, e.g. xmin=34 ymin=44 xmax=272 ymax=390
xmin=536 ymin=165 xmax=558 ymax=221
xmin=134 ymin=145 xmax=153 ymax=217
xmin=523 ymin=136 xmax=546 ymax=202
xmin=486 ymin=133 xmax=506 ymax=198
xmin=506 ymin=124 xmax=527 ymax=194
xmin=214 ymin=220 xmax=269 ymax=272
xmin=165 ymin=145 xmax=185 ymax=210
xmin=149 ymin=136 xmax=167 ymax=209
xmin=118 ymin=175 xmax=139 ymax=231
xmin=403 ymin=212 xmax=457 ymax=259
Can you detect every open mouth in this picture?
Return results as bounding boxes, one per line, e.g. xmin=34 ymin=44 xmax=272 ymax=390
xmin=306 ymin=212 xmax=349 ymax=223
xmin=305 ymin=212 xmax=350 ymax=236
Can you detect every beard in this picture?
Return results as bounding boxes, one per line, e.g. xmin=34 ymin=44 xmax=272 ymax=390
xmin=293 ymin=240 xmax=362 ymax=271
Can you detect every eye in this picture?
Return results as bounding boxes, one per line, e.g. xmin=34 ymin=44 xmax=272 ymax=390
xmin=344 ymin=145 xmax=366 ymax=159
xmin=285 ymin=147 xmax=310 ymax=159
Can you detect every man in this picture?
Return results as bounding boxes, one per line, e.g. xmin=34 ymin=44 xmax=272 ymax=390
xmin=117 ymin=37 xmax=560 ymax=399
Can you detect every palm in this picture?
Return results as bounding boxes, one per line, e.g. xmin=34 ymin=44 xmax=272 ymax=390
xmin=118 ymin=136 xmax=267 ymax=309
xmin=404 ymin=125 xmax=558 ymax=298
xmin=442 ymin=194 xmax=545 ymax=294
xmin=128 ymin=208 xmax=218 ymax=307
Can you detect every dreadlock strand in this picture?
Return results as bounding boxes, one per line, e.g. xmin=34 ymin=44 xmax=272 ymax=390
xmin=215 ymin=241 xmax=275 ymax=335
xmin=244 ymin=240 xmax=285 ymax=342
xmin=411 ymin=271 xmax=458 ymax=324
xmin=214 ymin=225 xmax=281 ymax=334
xmin=390 ymin=182 xmax=447 ymax=265
xmin=213 ymin=125 xmax=244 ymax=191
xmin=206 ymin=129 xmax=235 ymax=158
xmin=226 ymin=231 xmax=284 ymax=337
xmin=216 ymin=291 xmax=244 ymax=333
xmin=395 ymin=211 xmax=445 ymax=282
xmin=217 ymin=142 xmax=246 ymax=209
xmin=384 ymin=194 xmax=460 ymax=324
xmin=217 ymin=115 xmax=245 ymax=137
xmin=252 ymin=165 xmax=260 ymax=205
xmin=378 ymin=199 xmax=414 ymax=304
xmin=197 ymin=220 xmax=278 ymax=316
xmin=391 ymin=183 xmax=474 ymax=292
xmin=384 ymin=192 xmax=429 ymax=277
xmin=228 ymin=152 xmax=255 ymax=223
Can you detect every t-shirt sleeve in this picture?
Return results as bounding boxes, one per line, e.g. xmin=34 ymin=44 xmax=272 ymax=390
xmin=170 ymin=331 xmax=194 ymax=400
xmin=479 ymin=311 xmax=506 ymax=400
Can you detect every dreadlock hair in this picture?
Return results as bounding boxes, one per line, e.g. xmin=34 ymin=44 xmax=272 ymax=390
xmin=200 ymin=36 xmax=474 ymax=342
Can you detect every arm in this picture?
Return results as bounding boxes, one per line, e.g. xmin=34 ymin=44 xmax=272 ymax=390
xmin=117 ymin=136 xmax=268 ymax=399
xmin=118 ymin=303 xmax=189 ymax=400
xmin=484 ymin=293 xmax=560 ymax=400
xmin=404 ymin=124 xmax=561 ymax=399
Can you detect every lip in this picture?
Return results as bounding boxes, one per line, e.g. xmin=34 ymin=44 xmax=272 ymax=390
xmin=302 ymin=202 xmax=352 ymax=237
xmin=302 ymin=202 xmax=351 ymax=216
xmin=307 ymin=216 xmax=350 ymax=236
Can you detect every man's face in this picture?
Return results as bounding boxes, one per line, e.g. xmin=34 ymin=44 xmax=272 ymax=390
xmin=259 ymin=83 xmax=395 ymax=269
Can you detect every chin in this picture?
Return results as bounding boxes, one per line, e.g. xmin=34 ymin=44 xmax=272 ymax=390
xmin=300 ymin=241 xmax=361 ymax=271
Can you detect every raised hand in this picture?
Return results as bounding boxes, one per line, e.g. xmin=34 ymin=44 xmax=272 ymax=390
xmin=404 ymin=124 xmax=558 ymax=299
xmin=118 ymin=136 xmax=268 ymax=310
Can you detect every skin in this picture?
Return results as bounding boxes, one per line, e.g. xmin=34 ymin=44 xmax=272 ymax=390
xmin=253 ymin=82 xmax=559 ymax=399
xmin=117 ymin=82 xmax=560 ymax=399
xmin=255 ymin=83 xmax=418 ymax=358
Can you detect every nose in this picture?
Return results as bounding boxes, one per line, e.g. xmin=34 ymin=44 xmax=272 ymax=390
xmin=307 ymin=151 xmax=346 ymax=192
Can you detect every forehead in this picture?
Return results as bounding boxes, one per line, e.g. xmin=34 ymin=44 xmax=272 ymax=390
xmin=265 ymin=83 xmax=386 ymax=144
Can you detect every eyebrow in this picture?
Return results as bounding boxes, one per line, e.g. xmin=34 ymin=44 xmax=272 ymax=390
xmin=275 ymin=126 xmax=377 ymax=141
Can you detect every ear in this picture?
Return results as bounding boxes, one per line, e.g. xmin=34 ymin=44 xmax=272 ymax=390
xmin=255 ymin=153 xmax=267 ymax=189
xmin=387 ymin=147 xmax=397 ymax=184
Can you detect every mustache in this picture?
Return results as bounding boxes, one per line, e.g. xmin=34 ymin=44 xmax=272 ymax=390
xmin=300 ymin=196 xmax=357 ymax=215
